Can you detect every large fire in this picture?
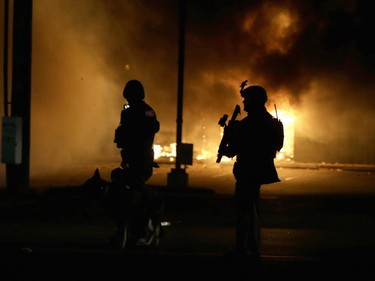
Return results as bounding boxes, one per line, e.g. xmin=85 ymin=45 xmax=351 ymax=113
xmin=153 ymin=107 xmax=296 ymax=163
xmin=273 ymin=108 xmax=295 ymax=161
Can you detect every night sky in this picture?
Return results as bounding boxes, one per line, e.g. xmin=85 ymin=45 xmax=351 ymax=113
xmin=0 ymin=0 xmax=374 ymax=185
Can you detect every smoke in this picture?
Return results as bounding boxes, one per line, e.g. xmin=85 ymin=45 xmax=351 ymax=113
xmin=0 ymin=0 xmax=374 ymax=186
xmin=183 ymin=0 xmax=375 ymax=163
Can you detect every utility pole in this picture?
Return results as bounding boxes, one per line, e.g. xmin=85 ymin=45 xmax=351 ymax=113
xmin=5 ymin=0 xmax=33 ymax=195
xmin=3 ymin=0 xmax=9 ymax=117
xmin=167 ymin=0 xmax=192 ymax=189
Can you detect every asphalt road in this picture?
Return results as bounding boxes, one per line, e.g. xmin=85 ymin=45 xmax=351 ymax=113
xmin=1 ymin=162 xmax=375 ymax=280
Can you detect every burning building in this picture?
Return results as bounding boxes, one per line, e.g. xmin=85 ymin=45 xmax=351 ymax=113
xmin=0 ymin=0 xmax=374 ymax=187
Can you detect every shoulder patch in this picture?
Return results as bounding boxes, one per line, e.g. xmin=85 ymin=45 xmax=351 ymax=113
xmin=145 ymin=110 xmax=156 ymax=117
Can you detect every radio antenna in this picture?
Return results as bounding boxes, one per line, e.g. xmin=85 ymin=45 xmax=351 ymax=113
xmin=274 ymin=104 xmax=279 ymax=119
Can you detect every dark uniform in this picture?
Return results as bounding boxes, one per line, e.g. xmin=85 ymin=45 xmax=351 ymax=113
xmin=113 ymin=80 xmax=160 ymax=245
xmin=114 ymin=80 xmax=160 ymax=187
xmin=225 ymin=85 xmax=283 ymax=259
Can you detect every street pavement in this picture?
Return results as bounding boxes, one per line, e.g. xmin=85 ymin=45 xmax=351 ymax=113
xmin=1 ymin=162 xmax=375 ymax=280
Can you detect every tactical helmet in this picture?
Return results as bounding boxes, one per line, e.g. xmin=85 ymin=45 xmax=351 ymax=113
xmin=241 ymin=85 xmax=267 ymax=104
xmin=123 ymin=80 xmax=145 ymax=101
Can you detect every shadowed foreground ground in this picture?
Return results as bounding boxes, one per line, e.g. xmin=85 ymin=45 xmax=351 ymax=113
xmin=0 ymin=181 xmax=374 ymax=280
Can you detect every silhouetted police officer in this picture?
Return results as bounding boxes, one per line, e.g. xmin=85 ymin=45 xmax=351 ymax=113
xmin=114 ymin=79 xmax=160 ymax=186
xmin=224 ymin=85 xmax=283 ymax=260
xmin=114 ymin=80 xmax=160 ymax=245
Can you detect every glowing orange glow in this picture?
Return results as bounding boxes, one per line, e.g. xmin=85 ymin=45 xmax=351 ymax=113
xmin=242 ymin=4 xmax=300 ymax=54
xmin=2 ymin=0 xmax=370 ymax=189
xmin=153 ymin=143 xmax=176 ymax=162
xmin=273 ymin=108 xmax=296 ymax=160
xmin=154 ymin=107 xmax=296 ymax=163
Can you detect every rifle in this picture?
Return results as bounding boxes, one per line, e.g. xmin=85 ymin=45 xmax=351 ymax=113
xmin=216 ymin=80 xmax=248 ymax=163
xmin=216 ymin=104 xmax=241 ymax=163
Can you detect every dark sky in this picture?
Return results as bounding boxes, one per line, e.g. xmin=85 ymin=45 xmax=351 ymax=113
xmin=0 ymin=0 xmax=374 ymax=183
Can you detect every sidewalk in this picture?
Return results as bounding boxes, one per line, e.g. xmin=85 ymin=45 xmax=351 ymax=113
xmin=276 ymin=160 xmax=375 ymax=172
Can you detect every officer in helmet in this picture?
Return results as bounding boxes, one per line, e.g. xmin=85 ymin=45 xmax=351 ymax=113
xmin=224 ymin=83 xmax=283 ymax=261
xmin=113 ymin=80 xmax=161 ymax=245
xmin=114 ymin=79 xmax=160 ymax=184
